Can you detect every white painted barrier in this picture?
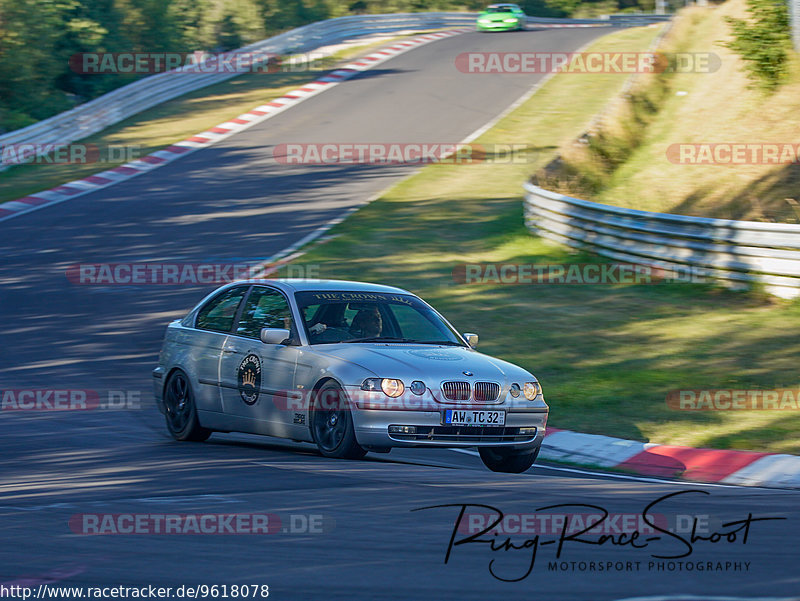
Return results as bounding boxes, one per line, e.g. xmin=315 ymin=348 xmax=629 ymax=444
xmin=524 ymin=183 xmax=800 ymax=298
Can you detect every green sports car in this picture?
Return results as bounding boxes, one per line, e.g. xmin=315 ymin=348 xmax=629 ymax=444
xmin=476 ymin=3 xmax=527 ymax=32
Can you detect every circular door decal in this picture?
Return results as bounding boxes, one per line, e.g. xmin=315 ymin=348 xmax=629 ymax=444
xmin=237 ymin=354 xmax=261 ymax=405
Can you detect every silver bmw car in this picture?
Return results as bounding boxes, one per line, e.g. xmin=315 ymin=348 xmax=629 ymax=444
xmin=152 ymin=279 xmax=548 ymax=472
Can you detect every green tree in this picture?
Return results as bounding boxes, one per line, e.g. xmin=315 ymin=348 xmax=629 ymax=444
xmin=55 ymin=0 xmax=117 ymax=107
xmin=216 ymin=12 xmax=243 ymax=51
xmin=725 ymin=0 xmax=792 ymax=91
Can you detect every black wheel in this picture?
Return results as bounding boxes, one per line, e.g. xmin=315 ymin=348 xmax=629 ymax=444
xmin=164 ymin=370 xmax=211 ymax=442
xmin=310 ymin=382 xmax=366 ymax=459
xmin=479 ymin=445 xmax=539 ymax=473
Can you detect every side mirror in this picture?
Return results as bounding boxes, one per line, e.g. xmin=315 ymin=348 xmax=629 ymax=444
xmin=463 ymin=332 xmax=479 ymax=349
xmin=260 ymin=328 xmax=291 ymax=345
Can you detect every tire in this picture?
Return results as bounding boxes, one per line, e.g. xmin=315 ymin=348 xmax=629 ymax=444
xmin=163 ymin=370 xmax=211 ymax=442
xmin=310 ymin=382 xmax=367 ymax=460
xmin=479 ymin=445 xmax=539 ymax=473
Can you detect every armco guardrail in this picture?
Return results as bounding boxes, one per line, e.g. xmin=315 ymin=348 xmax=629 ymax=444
xmin=0 ymin=11 xmax=666 ymax=168
xmin=601 ymin=13 xmax=672 ymax=24
xmin=524 ymin=183 xmax=800 ymax=298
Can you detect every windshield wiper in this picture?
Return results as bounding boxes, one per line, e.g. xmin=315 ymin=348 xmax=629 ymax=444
xmin=342 ymin=336 xmax=408 ymax=343
xmin=342 ymin=337 xmax=464 ymax=346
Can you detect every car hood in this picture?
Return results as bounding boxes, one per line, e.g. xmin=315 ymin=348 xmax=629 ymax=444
xmin=309 ymin=343 xmax=535 ymax=385
xmin=479 ymin=11 xmax=518 ymax=20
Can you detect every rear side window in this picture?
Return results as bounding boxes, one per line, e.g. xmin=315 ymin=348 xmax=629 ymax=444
xmin=196 ymin=286 xmax=249 ymax=333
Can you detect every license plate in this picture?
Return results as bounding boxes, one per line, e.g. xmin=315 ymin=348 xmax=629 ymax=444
xmin=443 ymin=409 xmax=505 ymax=427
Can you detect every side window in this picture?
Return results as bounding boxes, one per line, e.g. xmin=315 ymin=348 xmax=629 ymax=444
xmin=236 ymin=287 xmax=294 ymax=339
xmin=196 ymin=286 xmax=249 ymax=333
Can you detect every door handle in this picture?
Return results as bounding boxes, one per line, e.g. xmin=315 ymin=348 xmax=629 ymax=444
xmin=222 ymin=349 xmax=236 ymax=354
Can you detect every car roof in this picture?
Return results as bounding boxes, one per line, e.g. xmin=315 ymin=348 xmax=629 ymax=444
xmin=230 ymin=278 xmax=412 ymax=295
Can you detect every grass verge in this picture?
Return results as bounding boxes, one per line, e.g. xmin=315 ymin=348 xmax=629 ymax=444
xmin=536 ymin=0 xmax=800 ymax=222
xmin=277 ymin=23 xmax=800 ymax=454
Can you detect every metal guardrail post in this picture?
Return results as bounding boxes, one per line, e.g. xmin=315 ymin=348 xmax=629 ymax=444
xmin=790 ymin=0 xmax=800 ymax=50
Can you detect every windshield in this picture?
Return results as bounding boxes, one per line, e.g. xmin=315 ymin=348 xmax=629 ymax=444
xmin=295 ymin=290 xmax=465 ymax=346
xmin=486 ymin=6 xmax=515 ymax=12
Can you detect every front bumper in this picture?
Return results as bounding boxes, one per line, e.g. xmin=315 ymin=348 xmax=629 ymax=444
xmin=476 ymin=20 xmax=520 ymax=31
xmin=352 ymin=406 xmax=547 ymax=450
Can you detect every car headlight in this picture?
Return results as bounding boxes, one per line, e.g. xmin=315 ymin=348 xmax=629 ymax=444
xmin=503 ymin=18 xmax=518 ymax=22
xmin=523 ymin=381 xmax=541 ymax=400
xmin=509 ymin=383 xmax=521 ymax=398
xmin=361 ymin=378 xmax=405 ymax=398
